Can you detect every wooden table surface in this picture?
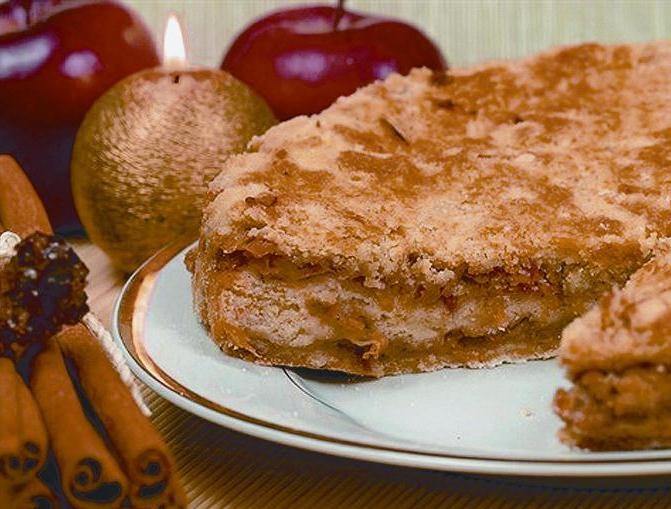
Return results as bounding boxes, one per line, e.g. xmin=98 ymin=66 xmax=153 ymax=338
xmin=73 ymin=240 xmax=671 ymax=509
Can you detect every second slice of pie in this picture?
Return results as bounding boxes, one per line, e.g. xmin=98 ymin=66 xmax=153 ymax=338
xmin=188 ymin=41 xmax=671 ymax=376
xmin=554 ymin=242 xmax=671 ymax=450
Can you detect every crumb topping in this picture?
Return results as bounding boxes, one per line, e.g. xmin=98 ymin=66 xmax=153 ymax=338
xmin=203 ymin=42 xmax=671 ymax=288
xmin=560 ymin=241 xmax=671 ymax=376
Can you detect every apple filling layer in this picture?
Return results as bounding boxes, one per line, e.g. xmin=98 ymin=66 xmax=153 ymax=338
xmin=554 ymin=366 xmax=671 ymax=450
xmin=188 ymin=249 xmax=632 ymax=376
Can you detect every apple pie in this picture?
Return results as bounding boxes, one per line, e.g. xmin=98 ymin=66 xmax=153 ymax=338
xmin=554 ymin=242 xmax=671 ymax=450
xmin=187 ymin=41 xmax=671 ymax=377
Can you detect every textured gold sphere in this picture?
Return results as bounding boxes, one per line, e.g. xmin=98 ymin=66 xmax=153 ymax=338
xmin=71 ymin=68 xmax=276 ymax=272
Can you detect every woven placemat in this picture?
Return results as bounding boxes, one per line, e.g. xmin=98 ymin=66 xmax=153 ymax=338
xmin=127 ymin=0 xmax=671 ymax=68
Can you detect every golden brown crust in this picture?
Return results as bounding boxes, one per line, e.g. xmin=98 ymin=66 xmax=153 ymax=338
xmin=560 ymin=243 xmax=671 ymax=377
xmin=202 ymin=42 xmax=671 ymax=283
xmin=191 ymin=41 xmax=671 ymax=377
xmin=215 ymin=323 xmax=561 ymax=378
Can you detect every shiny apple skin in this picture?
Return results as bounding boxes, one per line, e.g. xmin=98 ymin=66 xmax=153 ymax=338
xmin=221 ymin=5 xmax=447 ymax=121
xmin=0 ymin=0 xmax=159 ymax=232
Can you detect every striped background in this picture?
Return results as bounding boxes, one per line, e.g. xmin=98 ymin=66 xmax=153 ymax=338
xmin=125 ymin=0 xmax=671 ymax=68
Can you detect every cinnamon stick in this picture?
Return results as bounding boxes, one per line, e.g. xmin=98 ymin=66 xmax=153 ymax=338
xmin=0 ymin=155 xmax=52 ymax=237
xmin=58 ymin=325 xmax=187 ymax=509
xmin=30 ymin=338 xmax=129 ymax=509
xmin=0 ymin=358 xmax=48 ymax=487
xmin=1 ymin=476 xmax=60 ymax=509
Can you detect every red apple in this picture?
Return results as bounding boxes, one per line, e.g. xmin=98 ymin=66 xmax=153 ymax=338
xmin=221 ymin=1 xmax=447 ymax=121
xmin=0 ymin=0 xmax=159 ymax=232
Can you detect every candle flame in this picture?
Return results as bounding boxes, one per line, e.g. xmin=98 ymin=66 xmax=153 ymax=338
xmin=163 ymin=14 xmax=187 ymax=70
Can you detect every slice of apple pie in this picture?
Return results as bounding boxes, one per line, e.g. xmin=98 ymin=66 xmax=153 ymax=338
xmin=187 ymin=41 xmax=671 ymax=377
xmin=554 ymin=243 xmax=671 ymax=450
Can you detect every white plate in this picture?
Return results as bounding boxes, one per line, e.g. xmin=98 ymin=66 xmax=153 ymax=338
xmin=113 ymin=242 xmax=671 ymax=477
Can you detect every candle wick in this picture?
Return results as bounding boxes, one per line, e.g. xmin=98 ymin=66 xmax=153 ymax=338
xmin=173 ymin=74 xmax=180 ymax=84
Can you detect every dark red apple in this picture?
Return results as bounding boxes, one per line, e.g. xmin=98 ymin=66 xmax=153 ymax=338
xmin=221 ymin=1 xmax=447 ymax=121
xmin=0 ymin=0 xmax=159 ymax=232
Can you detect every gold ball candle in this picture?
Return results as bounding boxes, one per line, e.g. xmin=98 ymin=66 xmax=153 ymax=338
xmin=71 ymin=15 xmax=276 ymax=273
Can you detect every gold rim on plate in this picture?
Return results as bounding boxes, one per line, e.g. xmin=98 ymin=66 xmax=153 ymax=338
xmin=113 ymin=239 xmax=671 ymax=476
